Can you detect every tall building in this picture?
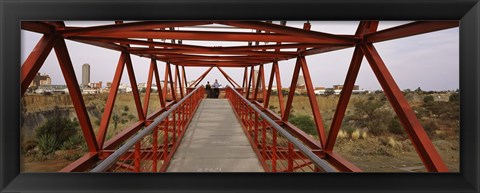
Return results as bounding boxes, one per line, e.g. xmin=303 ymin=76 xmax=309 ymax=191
xmin=82 ymin=63 xmax=90 ymax=87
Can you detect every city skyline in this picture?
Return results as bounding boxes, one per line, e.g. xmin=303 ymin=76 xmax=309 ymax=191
xmin=21 ymin=21 xmax=459 ymax=91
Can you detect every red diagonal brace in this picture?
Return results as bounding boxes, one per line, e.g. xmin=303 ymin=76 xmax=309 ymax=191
xmin=54 ymin=38 xmax=99 ymax=152
xmin=21 ymin=34 xmax=58 ymax=96
xmin=96 ymin=52 xmax=127 ymax=148
xmin=361 ymin=43 xmax=448 ymax=172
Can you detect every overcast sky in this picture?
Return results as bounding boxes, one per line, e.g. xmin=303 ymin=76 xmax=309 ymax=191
xmin=21 ymin=21 xmax=459 ymax=91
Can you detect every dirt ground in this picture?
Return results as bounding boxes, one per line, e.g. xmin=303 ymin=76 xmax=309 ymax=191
xmin=333 ymin=137 xmax=459 ymax=172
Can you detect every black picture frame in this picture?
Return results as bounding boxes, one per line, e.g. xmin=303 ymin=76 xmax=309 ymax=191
xmin=1 ymin=0 xmax=479 ymax=192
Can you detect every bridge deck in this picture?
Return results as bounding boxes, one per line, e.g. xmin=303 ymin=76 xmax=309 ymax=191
xmin=167 ymin=99 xmax=264 ymax=172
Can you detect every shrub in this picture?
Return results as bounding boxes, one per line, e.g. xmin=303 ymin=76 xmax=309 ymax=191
xmin=35 ymin=117 xmax=78 ymax=148
xmin=123 ymin=106 xmax=129 ymax=111
xmin=121 ymin=112 xmax=128 ymax=116
xmin=61 ymin=134 xmax=84 ymax=150
xmin=422 ymin=120 xmax=438 ymax=135
xmin=388 ymin=118 xmax=404 ymax=135
xmin=423 ymin=95 xmax=434 ymax=103
xmin=37 ymin=134 xmax=59 ymax=155
xmin=449 ymin=93 xmax=459 ymax=103
xmin=289 ymin=115 xmax=317 ymax=135
xmin=128 ymin=114 xmax=135 ymax=121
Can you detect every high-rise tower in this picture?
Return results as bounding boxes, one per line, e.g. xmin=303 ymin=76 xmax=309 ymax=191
xmin=82 ymin=63 xmax=90 ymax=87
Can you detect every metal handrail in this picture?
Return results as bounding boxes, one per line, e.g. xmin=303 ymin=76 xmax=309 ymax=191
xmin=226 ymin=86 xmax=337 ymax=172
xmin=91 ymin=86 xmax=204 ymax=172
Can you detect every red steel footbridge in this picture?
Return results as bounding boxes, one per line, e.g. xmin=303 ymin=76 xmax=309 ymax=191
xmin=21 ymin=20 xmax=458 ymax=172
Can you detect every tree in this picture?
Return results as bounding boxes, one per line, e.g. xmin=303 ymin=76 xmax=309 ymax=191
xmin=415 ymin=87 xmax=423 ymax=93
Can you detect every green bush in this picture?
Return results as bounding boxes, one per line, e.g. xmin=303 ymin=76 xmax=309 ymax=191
xmin=35 ymin=117 xmax=78 ymax=149
xmin=423 ymin=95 xmax=434 ymax=103
xmin=37 ymin=134 xmax=59 ymax=155
xmin=61 ymin=134 xmax=84 ymax=150
xmin=124 ymin=105 xmax=129 ymax=111
xmin=388 ymin=118 xmax=404 ymax=135
xmin=289 ymin=115 xmax=317 ymax=135
xmin=422 ymin=120 xmax=438 ymax=135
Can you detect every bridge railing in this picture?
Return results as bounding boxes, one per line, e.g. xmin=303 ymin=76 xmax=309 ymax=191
xmin=91 ymin=86 xmax=205 ymax=172
xmin=225 ymin=86 xmax=336 ymax=172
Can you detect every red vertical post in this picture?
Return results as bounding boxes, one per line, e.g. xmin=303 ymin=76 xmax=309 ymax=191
xmin=298 ymin=56 xmax=327 ymax=147
xmin=125 ymin=54 xmax=146 ymax=121
xmin=361 ymin=43 xmax=448 ymax=172
xmin=152 ymin=125 xmax=158 ymax=172
xmin=288 ymin=142 xmax=294 ymax=172
xmin=134 ymin=141 xmax=141 ymax=172
xmin=53 ymin=38 xmax=99 ymax=153
xmin=163 ymin=119 xmax=168 ymax=160
xmin=272 ymin=129 xmax=277 ymax=172
xmin=21 ymin=35 xmax=58 ymax=96
xmin=96 ymin=52 xmax=127 ymax=148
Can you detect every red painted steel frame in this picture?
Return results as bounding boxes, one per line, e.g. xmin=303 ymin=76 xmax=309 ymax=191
xmin=20 ymin=20 xmax=455 ymax=172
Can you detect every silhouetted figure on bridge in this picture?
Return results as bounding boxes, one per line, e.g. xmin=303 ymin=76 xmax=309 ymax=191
xmin=213 ymin=79 xmax=221 ymax=98
xmin=205 ymin=81 xmax=212 ymax=98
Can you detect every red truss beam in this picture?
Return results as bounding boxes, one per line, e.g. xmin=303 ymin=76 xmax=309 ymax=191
xmin=68 ymin=36 xmax=213 ymax=51
xmin=217 ymin=67 xmax=241 ymax=88
xmin=73 ymin=30 xmax=350 ymax=43
xmin=361 ymin=43 xmax=448 ymax=172
xmin=54 ymin=38 xmax=99 ymax=152
xmin=219 ymin=21 xmax=358 ymax=44
xmin=61 ymin=21 xmax=213 ymax=37
xmin=21 ymin=21 xmax=55 ymax=34
xmin=129 ymin=48 xmax=297 ymax=57
xmin=364 ymin=21 xmax=459 ymax=43
xmin=21 ymin=35 xmax=58 ymax=95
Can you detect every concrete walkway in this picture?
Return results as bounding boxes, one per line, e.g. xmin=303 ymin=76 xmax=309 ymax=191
xmin=167 ymin=99 xmax=264 ymax=172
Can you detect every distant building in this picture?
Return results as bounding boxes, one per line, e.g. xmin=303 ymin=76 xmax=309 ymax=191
xmin=88 ymin=81 xmax=102 ymax=89
xmin=29 ymin=73 xmax=51 ymax=89
xmin=82 ymin=63 xmax=90 ymax=87
xmin=106 ymin=82 xmax=112 ymax=88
